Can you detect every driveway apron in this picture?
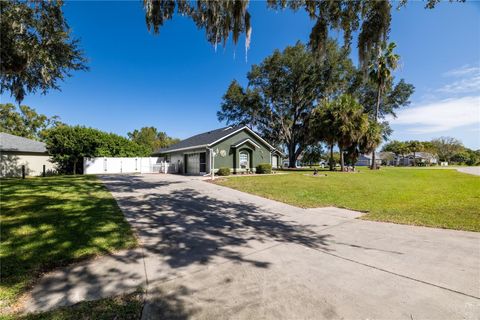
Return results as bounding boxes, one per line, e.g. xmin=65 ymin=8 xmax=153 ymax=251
xmin=23 ymin=174 xmax=480 ymax=319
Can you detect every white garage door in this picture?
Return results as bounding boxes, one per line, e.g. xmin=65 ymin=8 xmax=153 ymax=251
xmin=186 ymin=153 xmax=200 ymax=175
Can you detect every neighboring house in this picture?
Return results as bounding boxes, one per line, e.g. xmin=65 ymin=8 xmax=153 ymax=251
xmin=355 ymin=151 xmax=438 ymax=167
xmin=355 ymin=153 xmax=383 ymax=167
xmin=398 ymin=152 xmax=438 ymax=166
xmin=153 ymin=126 xmax=283 ymax=175
xmin=282 ymin=154 xmax=304 ymax=168
xmin=0 ymin=132 xmax=56 ymax=177
xmin=378 ymin=152 xmax=396 ymax=166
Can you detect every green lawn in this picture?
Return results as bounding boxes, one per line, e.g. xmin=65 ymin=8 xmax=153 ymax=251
xmin=217 ymin=168 xmax=480 ymax=231
xmin=0 ymin=176 xmax=137 ymax=311
xmin=0 ymin=290 xmax=143 ymax=320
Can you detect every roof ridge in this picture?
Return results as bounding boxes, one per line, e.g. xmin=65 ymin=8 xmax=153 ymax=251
xmin=153 ymin=125 xmax=246 ymax=154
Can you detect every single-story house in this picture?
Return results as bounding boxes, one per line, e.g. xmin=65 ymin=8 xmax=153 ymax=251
xmin=153 ymin=126 xmax=283 ymax=175
xmin=0 ymin=132 xmax=56 ymax=177
xmin=355 ymin=153 xmax=383 ymax=167
xmin=282 ymin=154 xmax=303 ymax=168
xmin=398 ymin=152 xmax=438 ymax=166
xmin=378 ymin=152 xmax=396 ymax=166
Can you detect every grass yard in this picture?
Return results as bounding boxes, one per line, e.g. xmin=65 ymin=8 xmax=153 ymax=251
xmin=0 ymin=290 xmax=143 ymax=320
xmin=0 ymin=176 xmax=137 ymax=311
xmin=217 ymin=168 xmax=480 ymax=232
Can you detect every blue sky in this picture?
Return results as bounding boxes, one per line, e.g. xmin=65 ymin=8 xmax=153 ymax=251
xmin=2 ymin=1 xmax=479 ymax=148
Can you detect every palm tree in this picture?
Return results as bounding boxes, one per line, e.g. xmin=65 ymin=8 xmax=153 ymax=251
xmin=397 ymin=142 xmax=409 ymax=166
xmin=330 ymin=95 xmax=369 ymax=171
xmin=359 ymin=120 xmax=383 ymax=168
xmin=407 ymin=140 xmax=423 ymax=166
xmin=311 ymin=104 xmax=338 ymax=171
xmin=368 ymin=41 xmax=400 ymax=169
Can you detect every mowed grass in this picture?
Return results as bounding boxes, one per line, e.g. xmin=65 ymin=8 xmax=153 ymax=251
xmin=0 ymin=176 xmax=137 ymax=309
xmin=0 ymin=290 xmax=143 ymax=320
xmin=217 ymin=168 xmax=480 ymax=231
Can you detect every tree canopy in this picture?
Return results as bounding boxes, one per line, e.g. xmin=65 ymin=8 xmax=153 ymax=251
xmin=431 ymin=136 xmax=464 ymax=162
xmin=0 ymin=0 xmax=87 ymax=102
xmin=44 ymin=125 xmax=150 ymax=174
xmin=382 ymin=137 xmax=478 ymax=166
xmin=128 ymin=126 xmax=180 ymax=153
xmin=143 ymin=0 xmax=452 ymax=65
xmin=218 ymin=41 xmax=354 ymax=167
xmin=0 ymin=103 xmax=63 ymax=140
xmin=312 ymin=94 xmax=369 ymax=171
xmin=302 ymin=144 xmax=324 ymax=166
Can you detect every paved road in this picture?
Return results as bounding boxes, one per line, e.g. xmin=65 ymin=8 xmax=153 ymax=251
xmin=24 ymin=174 xmax=480 ymax=319
xmin=457 ymin=167 xmax=480 ymax=176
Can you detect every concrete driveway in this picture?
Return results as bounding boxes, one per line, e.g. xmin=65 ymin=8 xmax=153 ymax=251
xmin=24 ymin=174 xmax=480 ymax=319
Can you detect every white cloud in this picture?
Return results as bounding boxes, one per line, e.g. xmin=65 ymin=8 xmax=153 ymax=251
xmin=443 ymin=65 xmax=480 ymax=77
xmin=438 ymin=64 xmax=480 ymax=94
xmin=390 ymin=96 xmax=480 ymax=134
xmin=437 ymin=75 xmax=480 ymax=94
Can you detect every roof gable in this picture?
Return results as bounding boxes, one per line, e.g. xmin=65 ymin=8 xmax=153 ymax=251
xmin=231 ymin=138 xmax=262 ymax=149
xmin=154 ymin=126 xmax=243 ymax=154
xmin=0 ymin=132 xmax=47 ymax=153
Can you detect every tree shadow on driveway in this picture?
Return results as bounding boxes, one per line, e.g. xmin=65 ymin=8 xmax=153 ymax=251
xmin=112 ymin=183 xmax=332 ymax=270
xmin=24 ymin=174 xmax=331 ymax=316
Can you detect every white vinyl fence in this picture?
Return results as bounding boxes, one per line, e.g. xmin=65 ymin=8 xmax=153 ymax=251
xmin=83 ymin=157 xmax=178 ymax=174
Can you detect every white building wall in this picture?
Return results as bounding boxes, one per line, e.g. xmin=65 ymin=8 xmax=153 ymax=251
xmin=1 ymin=153 xmax=56 ymax=177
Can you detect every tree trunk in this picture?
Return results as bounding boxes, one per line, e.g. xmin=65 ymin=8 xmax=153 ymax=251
xmin=413 ymin=151 xmax=416 ymax=166
xmin=329 ymin=144 xmax=334 ymax=171
xmin=340 ymin=148 xmax=345 ymax=172
xmin=371 ymin=152 xmax=376 ymax=170
xmin=288 ymin=144 xmax=297 ymax=168
xmin=371 ymin=83 xmax=382 ymax=170
xmin=73 ymin=159 xmax=77 ymax=175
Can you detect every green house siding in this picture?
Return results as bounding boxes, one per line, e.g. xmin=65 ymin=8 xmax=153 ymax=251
xmin=210 ymin=130 xmax=272 ymax=173
xmin=160 ymin=128 xmax=280 ymax=175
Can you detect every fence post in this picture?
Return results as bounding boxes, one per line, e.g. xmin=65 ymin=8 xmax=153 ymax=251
xmin=22 ymin=165 xmax=25 ymax=179
xmin=42 ymin=164 xmax=46 ymax=177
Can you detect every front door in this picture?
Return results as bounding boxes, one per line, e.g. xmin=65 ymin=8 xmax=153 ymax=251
xmin=239 ymin=151 xmax=250 ymax=170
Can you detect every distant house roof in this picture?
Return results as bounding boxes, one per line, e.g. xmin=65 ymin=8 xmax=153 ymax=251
xmin=154 ymin=126 xmax=275 ymax=154
xmin=359 ymin=153 xmax=378 ymax=160
xmin=406 ymin=152 xmax=437 ymax=159
xmin=378 ymin=151 xmax=395 ymax=159
xmin=0 ymin=132 xmax=47 ymax=153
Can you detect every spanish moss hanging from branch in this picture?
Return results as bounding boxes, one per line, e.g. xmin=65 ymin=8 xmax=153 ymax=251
xmin=143 ymin=0 xmax=252 ymax=58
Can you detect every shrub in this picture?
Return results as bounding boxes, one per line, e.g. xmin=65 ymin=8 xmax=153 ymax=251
xmin=217 ymin=167 xmax=231 ymax=176
xmin=43 ymin=125 xmax=150 ymax=174
xmin=256 ymin=163 xmax=272 ymax=174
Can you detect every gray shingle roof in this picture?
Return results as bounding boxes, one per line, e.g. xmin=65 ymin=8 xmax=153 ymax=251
xmin=154 ymin=126 xmax=245 ymax=154
xmin=0 ymin=132 xmax=47 ymax=153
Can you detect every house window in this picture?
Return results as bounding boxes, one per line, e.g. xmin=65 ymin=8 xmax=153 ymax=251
xmin=239 ymin=151 xmax=249 ymax=169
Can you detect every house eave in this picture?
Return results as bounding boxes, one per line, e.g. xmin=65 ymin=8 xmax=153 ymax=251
xmin=153 ymin=144 xmax=208 ymax=154
xmin=208 ymin=126 xmax=276 ymax=151
xmin=231 ymin=138 xmax=262 ymax=149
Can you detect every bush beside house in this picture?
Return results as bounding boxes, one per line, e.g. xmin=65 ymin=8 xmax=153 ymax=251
xmin=217 ymin=167 xmax=231 ymax=176
xmin=256 ymin=163 xmax=272 ymax=174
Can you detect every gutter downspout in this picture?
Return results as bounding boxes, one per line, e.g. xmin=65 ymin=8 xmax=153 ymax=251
xmin=207 ymin=147 xmax=214 ymax=180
